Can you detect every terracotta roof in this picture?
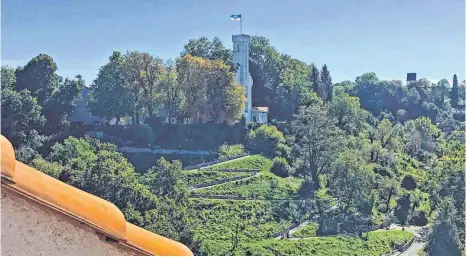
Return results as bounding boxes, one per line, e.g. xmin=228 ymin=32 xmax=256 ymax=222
xmin=252 ymin=106 xmax=269 ymax=112
xmin=1 ymin=135 xmax=193 ymax=256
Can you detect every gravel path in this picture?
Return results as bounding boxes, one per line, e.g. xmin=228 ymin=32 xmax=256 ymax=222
xmin=189 ymin=173 xmax=261 ymax=191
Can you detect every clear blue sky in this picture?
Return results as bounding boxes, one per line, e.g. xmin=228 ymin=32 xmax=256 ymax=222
xmin=2 ymin=0 xmax=464 ymax=85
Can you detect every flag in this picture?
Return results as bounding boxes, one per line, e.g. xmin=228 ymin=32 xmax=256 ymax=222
xmin=230 ymin=14 xmax=241 ymax=21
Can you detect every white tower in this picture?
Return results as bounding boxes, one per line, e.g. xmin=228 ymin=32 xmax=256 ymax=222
xmin=232 ymin=34 xmax=252 ymax=122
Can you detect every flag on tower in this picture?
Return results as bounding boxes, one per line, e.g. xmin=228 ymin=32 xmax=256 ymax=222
xmin=230 ymin=14 xmax=241 ymax=21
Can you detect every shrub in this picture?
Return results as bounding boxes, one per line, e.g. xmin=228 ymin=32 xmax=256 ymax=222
xmin=218 ymin=144 xmax=246 ymax=160
xmin=246 ymin=125 xmax=285 ymax=157
xmin=271 ymin=157 xmax=290 ymax=178
xmin=132 ymin=124 xmax=154 ymax=146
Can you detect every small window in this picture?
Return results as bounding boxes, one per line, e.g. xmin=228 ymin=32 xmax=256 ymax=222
xmin=253 ymin=116 xmax=257 ymax=122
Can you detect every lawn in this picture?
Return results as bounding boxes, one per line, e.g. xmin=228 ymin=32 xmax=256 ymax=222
xmin=205 ymin=155 xmax=273 ymax=171
xmin=199 ymin=230 xmax=414 ymax=256
xmin=193 ymin=173 xmax=302 ymax=199
xmin=182 ymin=170 xmax=255 ymax=187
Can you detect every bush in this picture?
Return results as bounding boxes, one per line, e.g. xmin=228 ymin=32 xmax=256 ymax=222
xmin=217 ymin=144 xmax=246 ymax=160
xmin=246 ymin=125 xmax=285 ymax=157
xmin=271 ymin=157 xmax=290 ymax=178
xmin=132 ymin=124 xmax=154 ymax=146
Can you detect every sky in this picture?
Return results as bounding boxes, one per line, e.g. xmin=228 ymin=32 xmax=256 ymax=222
xmin=2 ymin=0 xmax=465 ymax=85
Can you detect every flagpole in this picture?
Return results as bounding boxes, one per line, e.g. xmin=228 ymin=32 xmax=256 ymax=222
xmin=240 ymin=14 xmax=242 ymax=34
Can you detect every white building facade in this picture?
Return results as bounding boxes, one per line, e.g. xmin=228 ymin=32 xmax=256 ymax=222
xmin=232 ymin=34 xmax=268 ymax=124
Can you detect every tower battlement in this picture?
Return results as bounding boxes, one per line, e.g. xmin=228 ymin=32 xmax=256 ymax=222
xmin=232 ymin=34 xmax=250 ymax=42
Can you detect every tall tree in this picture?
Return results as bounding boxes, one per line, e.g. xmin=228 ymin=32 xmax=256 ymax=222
xmin=426 ymin=197 xmax=462 ymax=256
xmin=160 ymin=59 xmax=184 ymax=120
xmin=309 ymin=64 xmax=320 ymax=95
xmin=177 ymin=54 xmax=245 ymax=123
xmin=181 ymin=37 xmax=232 ymax=67
xmin=15 ymin=54 xmax=59 ymax=104
xmin=450 ymin=74 xmax=459 ymax=108
xmin=88 ymin=51 xmax=132 ymax=123
xmin=291 ymin=101 xmax=342 ymax=189
xmin=1 ymin=66 xmax=16 ymax=90
xmin=124 ymin=51 xmax=164 ymax=123
xmin=328 ymin=91 xmax=369 ymax=135
xmin=319 ymin=64 xmax=333 ymax=101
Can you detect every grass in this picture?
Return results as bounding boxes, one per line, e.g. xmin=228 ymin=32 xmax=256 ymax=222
xmin=191 ymin=199 xmax=292 ymax=243
xmin=205 ymin=155 xmax=273 ymax=171
xmin=293 ymin=222 xmax=319 ymax=237
xmin=194 ymin=173 xmax=302 ymax=199
xmin=200 ymin=230 xmax=414 ymax=256
xmin=182 ymin=170 xmax=255 ymax=187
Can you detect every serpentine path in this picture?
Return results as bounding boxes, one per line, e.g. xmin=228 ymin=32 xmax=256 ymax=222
xmin=189 ymin=173 xmax=261 ymax=191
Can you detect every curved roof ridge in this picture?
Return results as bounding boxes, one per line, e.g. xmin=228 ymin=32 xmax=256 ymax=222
xmin=1 ymin=135 xmax=193 ymax=256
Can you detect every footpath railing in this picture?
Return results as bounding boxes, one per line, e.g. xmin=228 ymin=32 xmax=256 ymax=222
xmin=208 ymin=168 xmax=261 ymax=172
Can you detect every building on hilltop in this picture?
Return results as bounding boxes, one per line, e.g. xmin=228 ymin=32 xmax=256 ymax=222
xmin=232 ymin=34 xmax=268 ymax=124
xmin=1 ymin=135 xmax=192 ymax=256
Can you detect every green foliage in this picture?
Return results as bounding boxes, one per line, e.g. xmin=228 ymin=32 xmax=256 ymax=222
xmin=217 ymin=144 xmax=246 ymax=160
xmin=271 ymin=157 xmax=290 ymax=177
xmin=246 ymin=125 xmax=285 ymax=157
xmin=206 ymin=155 xmax=273 ymax=171
xmin=132 ymin=124 xmax=155 ymax=146
xmin=183 ymin=170 xmax=254 ymax=187
xmin=88 ymin=51 xmax=132 ymax=121
xmin=293 ymin=222 xmax=319 ymax=237
xmin=426 ymin=197 xmax=462 ymax=255
xmin=195 ymin=173 xmax=302 ymax=200
xmin=205 ymin=230 xmax=413 ymax=256
xmin=1 ymin=88 xmax=46 ymax=146
xmin=191 ymin=199 xmax=292 ymax=243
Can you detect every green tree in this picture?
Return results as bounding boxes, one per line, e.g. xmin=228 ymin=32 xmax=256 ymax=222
xmin=291 ymin=103 xmax=341 ymax=189
xmin=181 ymin=37 xmax=232 ymax=67
xmin=426 ymin=197 xmax=462 ymax=256
xmin=124 ymin=51 xmax=164 ymax=121
xmin=328 ymin=92 xmax=369 ymax=135
xmin=329 ymin=150 xmax=375 ymax=217
xmin=1 ymin=88 xmax=46 ymax=146
xmin=88 ymin=51 xmax=132 ymax=123
xmin=309 ymin=63 xmax=320 ymax=94
xmin=15 ymin=54 xmax=59 ymax=103
xmin=319 ymin=64 xmax=333 ymax=101
xmin=450 ymin=74 xmax=459 ymax=108
xmin=160 ymin=59 xmax=184 ymax=120
xmin=1 ymin=66 xmax=16 ymax=90
xmin=246 ymin=124 xmax=285 ymax=157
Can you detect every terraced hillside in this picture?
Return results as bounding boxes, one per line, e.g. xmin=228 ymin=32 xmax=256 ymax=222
xmin=187 ymin=155 xmax=415 ymax=256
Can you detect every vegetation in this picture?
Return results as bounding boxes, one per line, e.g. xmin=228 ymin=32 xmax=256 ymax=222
xmin=217 ymin=144 xmax=246 ymax=160
xmin=195 ymin=173 xmax=302 ymax=200
xmin=205 ymin=154 xmax=273 ymax=171
xmin=183 ymin=170 xmax=255 ymax=187
xmin=202 ymin=230 xmax=414 ymax=256
xmin=2 ymin=32 xmax=464 ymax=256
xmin=293 ymin=222 xmax=319 ymax=237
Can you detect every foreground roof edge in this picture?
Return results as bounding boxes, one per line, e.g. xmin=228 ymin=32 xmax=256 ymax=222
xmin=0 ymin=135 xmax=193 ymax=256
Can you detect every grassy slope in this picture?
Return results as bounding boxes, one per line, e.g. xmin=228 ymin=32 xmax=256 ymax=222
xmin=201 ymin=230 xmax=414 ymax=256
xmin=205 ymin=155 xmax=273 ymax=171
xmin=182 ymin=170 xmax=255 ymax=187
xmin=192 ymin=199 xmax=292 ymax=242
xmin=194 ymin=173 xmax=302 ymax=199
xmin=196 ymin=155 xmax=302 ymax=199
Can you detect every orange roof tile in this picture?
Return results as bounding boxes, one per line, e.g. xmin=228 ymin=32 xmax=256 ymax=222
xmin=1 ymin=135 xmax=193 ymax=256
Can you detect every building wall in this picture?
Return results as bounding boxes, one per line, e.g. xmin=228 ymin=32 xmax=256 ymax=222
xmin=1 ymin=187 xmax=138 ymax=256
xmin=232 ymin=34 xmax=252 ymax=122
